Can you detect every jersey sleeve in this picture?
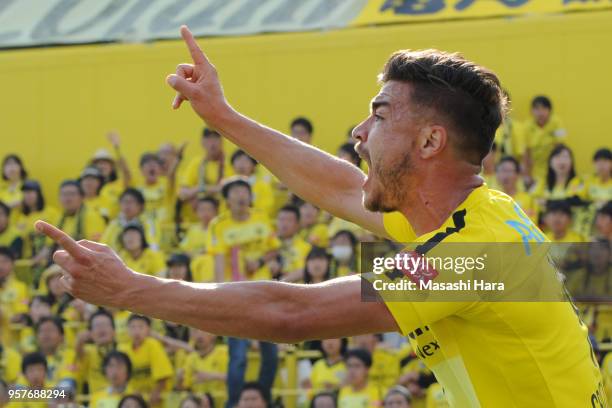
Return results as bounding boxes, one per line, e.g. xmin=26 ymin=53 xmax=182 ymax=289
xmin=149 ymin=339 xmax=174 ymax=381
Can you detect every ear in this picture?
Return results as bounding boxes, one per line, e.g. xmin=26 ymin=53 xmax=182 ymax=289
xmin=418 ymin=125 xmax=447 ymax=159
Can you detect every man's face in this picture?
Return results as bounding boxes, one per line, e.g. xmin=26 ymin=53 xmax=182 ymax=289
xmin=60 ymin=185 xmax=82 ymax=213
xmin=105 ymin=358 xmax=129 ymax=387
xmin=127 ymin=319 xmax=149 ymax=343
xmin=202 ymin=135 xmax=222 ymax=157
xmin=544 ymin=211 xmax=570 ymax=235
xmin=238 ymin=389 xmax=267 ymax=408
xmin=120 ymin=195 xmax=143 ymax=219
xmin=321 ymin=338 xmax=342 ymax=357
xmin=191 ymin=328 xmax=217 ymax=350
xmin=312 ymin=395 xmax=336 ymax=408
xmin=0 ymin=254 xmax=14 ymax=281
xmin=354 ymin=81 xmax=423 ymax=212
xmin=140 ymin=160 xmax=161 ymax=183
xmin=496 ymin=161 xmax=519 ymax=189
xmin=291 ymin=124 xmax=312 ymax=144
xmin=37 ymin=321 xmax=63 ymax=352
xmin=80 ymin=176 xmax=101 ymax=197
xmin=276 ymin=211 xmax=299 ymax=239
xmin=226 ymin=185 xmax=251 ymax=213
xmin=91 ymin=315 xmax=115 ymax=345
xmin=345 ymin=356 xmax=368 ymax=386
xmin=233 ymin=155 xmax=256 ymax=176
xmin=531 ymin=104 xmax=551 ymax=127
xmin=25 ymin=364 xmax=46 ymax=388
xmin=594 ymin=159 xmax=611 ymax=179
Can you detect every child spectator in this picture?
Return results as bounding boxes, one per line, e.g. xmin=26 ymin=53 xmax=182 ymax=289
xmin=585 ymin=148 xmax=612 ymax=208
xmin=276 ymin=205 xmax=311 ymax=281
xmin=230 ymin=149 xmax=274 ymax=216
xmin=543 ymin=201 xmax=585 ymax=243
xmin=179 ymin=196 xmax=219 ymax=258
xmin=137 ymin=152 xmax=175 ymax=223
xmin=79 ymin=166 xmax=108 ymax=221
xmin=311 ymin=392 xmax=337 ymax=408
xmin=594 ymin=202 xmax=612 ymax=241
xmin=237 ymin=382 xmax=269 ymax=408
xmin=309 ymin=338 xmax=347 ymax=392
xmin=383 ymin=386 xmax=412 ymax=408
xmin=303 ymin=247 xmax=332 ymax=284
xmin=495 ymin=156 xmax=537 ymax=221
xmin=35 ymin=316 xmax=77 ymax=388
xmin=118 ymin=394 xmax=149 ymax=408
xmin=14 ymin=351 xmax=48 ymax=391
xmin=77 ymin=309 xmax=117 ymax=393
xmin=290 ymin=117 xmax=314 ymax=145
xmin=89 ymin=350 xmax=132 ymax=407
xmin=353 ymin=334 xmax=400 ymax=392
xmin=118 ymin=223 xmax=165 ymax=276
xmin=180 ymin=329 xmax=227 ymax=398
xmin=338 ymin=349 xmax=381 ymax=408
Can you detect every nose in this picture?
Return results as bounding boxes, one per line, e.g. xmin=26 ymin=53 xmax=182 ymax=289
xmin=351 ymin=117 xmax=371 ymax=144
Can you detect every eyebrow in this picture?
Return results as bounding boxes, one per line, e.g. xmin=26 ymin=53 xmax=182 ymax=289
xmin=371 ymin=100 xmax=390 ymax=112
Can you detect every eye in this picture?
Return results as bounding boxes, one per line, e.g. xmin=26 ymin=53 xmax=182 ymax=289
xmin=374 ymin=114 xmax=384 ymax=122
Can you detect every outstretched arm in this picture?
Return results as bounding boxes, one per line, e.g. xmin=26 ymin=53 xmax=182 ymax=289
xmin=36 ymin=221 xmax=398 ymax=343
xmin=166 ymin=26 xmax=387 ymax=238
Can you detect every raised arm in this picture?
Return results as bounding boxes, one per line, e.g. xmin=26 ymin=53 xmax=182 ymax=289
xmin=166 ymin=26 xmax=387 ymax=238
xmin=36 ymin=221 xmax=398 ymax=342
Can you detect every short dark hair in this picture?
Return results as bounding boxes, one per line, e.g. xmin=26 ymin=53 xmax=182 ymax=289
xmin=231 ymin=149 xmax=257 ymax=166
xmin=121 ymin=222 xmax=149 ymax=250
xmin=345 ymin=348 xmax=372 ymax=368
xmin=593 ymin=148 xmax=612 ymax=162
xmin=545 ymin=200 xmax=572 ymax=217
xmin=127 ymin=313 xmax=151 ymax=326
xmin=30 ymin=295 xmax=53 ymax=308
xmin=531 ymin=95 xmax=552 ymax=110
xmin=60 ymin=180 xmax=84 ymax=196
xmin=279 ymin=205 xmax=300 ymax=222
xmin=22 ymin=352 xmax=47 ymax=374
xmin=36 ymin=316 xmax=64 ymax=336
xmin=338 ymin=142 xmax=361 ymax=167
xmin=118 ymin=394 xmax=148 ymax=408
xmin=0 ymin=246 xmax=15 ymax=262
xmin=291 ymin=117 xmax=313 ymax=134
xmin=139 ymin=152 xmax=162 ymax=167
xmin=221 ymin=177 xmax=252 ymax=200
xmin=239 ymin=382 xmax=269 ymax=404
xmin=197 ymin=196 xmax=219 ymax=210
xmin=311 ymin=392 xmax=337 ymax=408
xmin=497 ymin=156 xmax=521 ymax=173
xmin=202 ymin=127 xmax=221 ymax=138
xmin=88 ymin=308 xmax=116 ymax=330
xmin=379 ymin=50 xmax=507 ymax=164
xmin=21 ymin=180 xmax=45 ymax=214
xmin=120 ymin=188 xmax=145 ymax=207
xmin=596 ymin=201 xmax=612 ymax=218
xmin=0 ymin=201 xmax=9 ymax=218
xmin=102 ymin=350 xmax=132 ymax=379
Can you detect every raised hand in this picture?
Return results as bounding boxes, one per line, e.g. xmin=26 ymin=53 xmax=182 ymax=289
xmin=107 ymin=131 xmax=121 ymax=148
xmin=166 ymin=26 xmax=232 ymax=128
xmin=34 ymin=220 xmax=137 ymax=309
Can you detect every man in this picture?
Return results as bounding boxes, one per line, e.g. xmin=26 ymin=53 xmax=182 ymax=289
xmin=0 ymin=246 xmax=29 ymax=345
xmin=495 ymin=156 xmax=537 ymax=221
xmin=237 ymin=382 xmax=269 ymax=408
xmin=37 ymin=26 xmax=603 ymax=407
xmin=290 ymin=117 xmax=314 ymax=144
xmin=56 ymin=180 xmax=105 ymax=241
xmin=275 ymin=205 xmax=311 ymax=281
xmin=77 ymin=309 xmax=117 ymax=393
xmin=35 ymin=316 xmax=78 ymax=388
xmin=338 ymin=349 xmax=381 ymax=408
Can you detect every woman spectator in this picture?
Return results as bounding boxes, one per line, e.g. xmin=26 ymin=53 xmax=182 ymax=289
xmin=118 ymin=394 xmax=149 ymax=408
xmin=79 ymin=166 xmax=109 ymax=221
xmin=0 ymin=154 xmax=28 ymax=209
xmin=329 ymin=230 xmax=359 ymax=278
xmin=118 ymin=223 xmax=165 ymax=276
xmin=303 ymin=247 xmax=331 ymax=284
xmin=532 ymin=144 xmax=583 ymax=205
xmin=309 ymin=338 xmax=348 ymax=392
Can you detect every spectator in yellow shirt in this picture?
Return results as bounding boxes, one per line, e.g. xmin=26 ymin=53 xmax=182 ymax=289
xmin=101 ymin=188 xmax=161 ymax=252
xmin=137 ymin=153 xmax=175 ymax=223
xmin=118 ymin=394 xmax=148 ymax=408
xmin=0 ymin=246 xmax=29 ymax=328
xmin=543 ymin=201 xmax=585 ymax=243
xmin=533 ymin=144 xmax=583 ymax=205
xmin=276 ymin=205 xmax=312 ymax=281
xmin=338 ymin=349 xmax=381 ymax=408
xmin=35 ymin=316 xmax=77 ymax=388
xmin=118 ymin=314 xmax=173 ymax=406
xmin=76 ymin=309 xmax=117 ymax=394
xmin=56 ymin=180 xmax=106 ymax=242
xmin=311 ymin=392 xmax=337 ymax=408
xmin=0 ymin=202 xmax=23 ymax=258
xmin=329 ymin=230 xmax=359 ymax=278
xmin=79 ymin=166 xmax=110 ymax=222
xmin=298 ymin=201 xmax=329 ymax=248
xmin=585 ymin=148 xmax=612 ymax=208
xmin=230 ymin=149 xmax=274 ymax=216
xmin=180 ymin=329 xmax=227 ymax=396
xmin=290 ymin=117 xmax=314 ymax=145
xmin=118 ymin=223 xmax=166 ymax=277
xmin=0 ymin=344 xmax=22 ymax=386
xmin=179 ymin=196 xmax=219 ymax=258
xmin=237 ymin=382 xmax=270 ymax=408
xmin=0 ymin=154 xmax=27 ymax=209
xmin=309 ymin=338 xmax=347 ymax=392
xmin=495 ymin=156 xmax=537 ymax=222
xmin=89 ymin=350 xmax=133 ymax=408
xmin=13 ymin=180 xmax=59 ymax=268
xmin=594 ymin=203 xmax=612 ymax=241
xmin=353 ymin=333 xmax=400 ymax=392
xmin=523 ymin=95 xmax=567 ymax=184
xmin=12 ymin=352 xmax=49 ymax=405
xmin=383 ymin=386 xmax=412 ymax=408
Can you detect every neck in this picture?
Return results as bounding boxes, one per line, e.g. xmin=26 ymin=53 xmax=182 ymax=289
xmin=111 ymin=383 xmax=127 ymax=393
xmin=231 ymin=208 xmax=249 ymax=221
xmin=326 ymin=354 xmax=341 ymax=364
xmin=129 ymin=248 xmax=143 ymax=259
xmin=502 ymin=183 xmax=517 ymax=196
xmin=553 ymin=230 xmax=566 ymax=240
xmin=556 ymin=174 xmax=568 ymax=186
xmin=352 ymin=380 xmax=368 ymax=391
xmin=398 ymin=162 xmax=482 ymax=236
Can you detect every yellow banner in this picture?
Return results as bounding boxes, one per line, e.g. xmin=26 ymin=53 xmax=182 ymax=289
xmin=352 ymin=0 xmax=612 ymax=26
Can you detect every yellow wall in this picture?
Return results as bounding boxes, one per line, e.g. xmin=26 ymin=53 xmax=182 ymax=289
xmin=1 ymin=10 xmax=611 ymax=204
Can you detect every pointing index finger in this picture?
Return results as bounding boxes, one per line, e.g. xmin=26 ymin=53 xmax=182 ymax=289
xmin=180 ymin=25 xmax=208 ymax=65
xmin=35 ymin=220 xmax=91 ymax=262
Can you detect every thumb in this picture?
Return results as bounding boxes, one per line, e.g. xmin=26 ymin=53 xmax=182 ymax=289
xmin=166 ymin=74 xmax=195 ymax=99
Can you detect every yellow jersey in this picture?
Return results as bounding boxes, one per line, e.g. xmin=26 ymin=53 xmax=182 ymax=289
xmin=583 ymin=174 xmax=612 ymax=208
xmin=118 ymin=337 xmax=174 ymax=394
xmin=0 ymin=345 xmax=22 ymax=384
xmin=381 ymin=185 xmax=604 ymax=407
xmin=118 ymin=248 xmax=166 ymax=276
xmin=279 ymin=236 xmax=311 ymax=275
xmin=89 ymin=385 xmax=132 ymax=408
xmin=179 ymin=224 xmax=209 ymax=256
xmin=0 ymin=181 xmax=23 ymax=208
xmin=369 ymin=347 xmax=400 ymax=392
xmin=56 ymin=205 xmax=106 ymax=241
xmin=300 ymin=223 xmax=330 ymax=248
xmin=310 ymin=358 xmax=346 ymax=391
xmin=138 ymin=177 xmax=175 ymax=223
xmin=80 ymin=343 xmax=117 ymax=393
xmin=190 ymin=254 xmax=215 ymax=283
xmin=11 ymin=206 xmax=60 ymax=258
xmin=182 ymin=344 xmax=228 ymax=394
xmin=101 ymin=216 xmax=162 ymax=252
xmin=0 ymin=275 xmax=29 ymax=316
xmin=207 ymin=210 xmax=280 ymax=281
xmin=338 ymin=383 xmax=382 ymax=408
xmin=523 ymin=115 xmax=567 ymax=181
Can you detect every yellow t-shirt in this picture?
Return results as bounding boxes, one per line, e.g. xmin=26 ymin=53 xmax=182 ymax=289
xmin=0 ymin=181 xmax=23 ymax=208
xmin=80 ymin=343 xmax=117 ymax=393
xmin=85 ymin=195 xmax=111 ymax=221
xmin=250 ymin=176 xmax=275 ymax=217
xmin=370 ymin=348 xmax=400 ymax=392
xmin=338 ymin=383 xmax=381 ymax=408
xmin=0 ymin=345 xmax=22 ymax=384
xmin=182 ymin=344 xmax=228 ymax=394
xmin=181 ymin=156 xmax=230 ymax=189
xmin=523 ymin=114 xmax=567 ymax=180
xmin=56 ymin=205 xmax=106 ymax=241
xmin=531 ymin=177 xmax=585 ymax=203
xmin=300 ymin=223 xmax=330 ymax=248
xmin=101 ymin=216 xmax=162 ymax=252
xmin=0 ymin=275 xmax=29 ymax=316
xmin=310 ymin=358 xmax=346 ymax=391
xmin=118 ymin=248 xmax=166 ymax=276
xmin=11 ymin=206 xmax=60 ymax=258
xmin=118 ymin=337 xmax=174 ymax=394
xmin=279 ymin=236 xmax=311 ymax=274
xmin=89 ymin=385 xmax=132 ymax=408
xmin=426 ymin=382 xmax=450 ymax=408
xmin=179 ymin=224 xmax=209 ymax=256
xmin=207 ymin=210 xmax=280 ymax=281
xmin=380 ymin=185 xmax=603 ymax=407
xmin=44 ymin=347 xmax=78 ymax=386
xmin=138 ymin=177 xmax=174 ymax=223
xmin=190 ymin=254 xmax=215 ymax=283
xmin=583 ymin=174 xmax=612 ymax=208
